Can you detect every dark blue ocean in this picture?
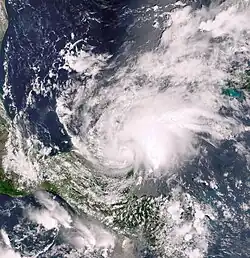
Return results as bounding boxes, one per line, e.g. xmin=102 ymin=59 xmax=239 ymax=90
xmin=0 ymin=0 xmax=249 ymax=257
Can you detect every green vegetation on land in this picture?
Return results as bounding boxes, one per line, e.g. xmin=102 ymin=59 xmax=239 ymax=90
xmin=40 ymin=181 xmax=59 ymax=194
xmin=0 ymin=168 xmax=27 ymax=196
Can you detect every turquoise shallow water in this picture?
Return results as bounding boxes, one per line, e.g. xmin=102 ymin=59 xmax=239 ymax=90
xmin=0 ymin=0 xmax=250 ymax=257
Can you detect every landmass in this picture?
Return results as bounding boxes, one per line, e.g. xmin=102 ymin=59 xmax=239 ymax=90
xmin=0 ymin=2 xmax=249 ymax=254
xmin=0 ymin=0 xmax=26 ymax=197
xmin=0 ymin=0 xmax=7 ymax=43
xmin=0 ymin=0 xmax=248 ymax=223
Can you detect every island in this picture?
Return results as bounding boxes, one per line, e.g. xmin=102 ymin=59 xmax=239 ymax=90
xmin=0 ymin=2 xmax=249 ymax=255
